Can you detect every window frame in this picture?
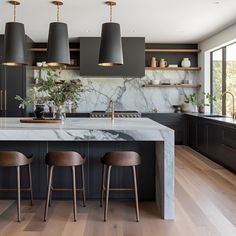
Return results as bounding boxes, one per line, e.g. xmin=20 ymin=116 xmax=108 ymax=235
xmin=210 ymin=42 xmax=236 ymax=115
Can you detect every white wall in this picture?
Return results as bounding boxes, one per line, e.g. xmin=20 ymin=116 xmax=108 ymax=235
xmin=198 ymin=23 xmax=236 ymax=112
xmin=198 ymin=23 xmax=236 ymax=91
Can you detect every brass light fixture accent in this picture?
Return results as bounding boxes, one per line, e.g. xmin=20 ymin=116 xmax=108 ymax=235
xmin=98 ymin=0 xmax=124 ymax=67
xmin=3 ymin=0 xmax=27 ymax=66
xmin=47 ymin=0 xmax=70 ymax=67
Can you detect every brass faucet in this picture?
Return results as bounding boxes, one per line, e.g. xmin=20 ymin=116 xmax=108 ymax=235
xmin=109 ymin=100 xmax=115 ymax=121
xmin=221 ymin=91 xmax=236 ymax=119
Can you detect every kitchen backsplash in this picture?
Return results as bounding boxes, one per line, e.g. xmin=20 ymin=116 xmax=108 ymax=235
xmin=33 ymin=69 xmax=199 ymax=113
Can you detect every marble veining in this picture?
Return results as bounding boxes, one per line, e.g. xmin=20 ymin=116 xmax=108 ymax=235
xmin=33 ymin=69 xmax=199 ymax=113
xmin=0 ymin=118 xmax=172 ymax=141
xmin=0 ymin=117 xmax=175 ymax=220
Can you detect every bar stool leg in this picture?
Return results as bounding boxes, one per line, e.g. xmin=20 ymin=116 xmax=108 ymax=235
xmin=132 ymin=166 xmax=140 ymax=222
xmin=72 ymin=166 xmax=77 ymax=222
xmin=28 ymin=163 xmax=33 ymax=206
xmin=81 ymin=165 xmax=86 ymax=207
xmin=44 ymin=166 xmax=54 ymax=222
xmin=16 ymin=166 xmax=21 ymax=222
xmin=104 ymin=165 xmax=111 ymax=222
xmin=100 ymin=164 xmax=106 ymax=207
xmin=46 ymin=166 xmax=53 ymax=207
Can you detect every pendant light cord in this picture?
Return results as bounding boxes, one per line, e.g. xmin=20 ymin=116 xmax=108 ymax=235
xmin=13 ymin=3 xmax=16 ymax=22
xmin=109 ymin=4 xmax=112 ymax=22
xmin=57 ymin=4 xmax=60 ymax=22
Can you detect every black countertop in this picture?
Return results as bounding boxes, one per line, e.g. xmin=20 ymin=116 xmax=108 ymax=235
xmin=185 ymin=113 xmax=236 ymax=127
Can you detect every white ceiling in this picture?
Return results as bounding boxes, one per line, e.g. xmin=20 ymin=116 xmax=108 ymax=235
xmin=0 ymin=0 xmax=236 ymax=43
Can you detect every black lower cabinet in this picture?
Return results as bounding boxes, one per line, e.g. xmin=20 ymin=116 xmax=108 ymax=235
xmin=187 ymin=116 xmax=198 ymax=150
xmin=0 ymin=141 xmax=155 ymax=200
xmin=186 ymin=115 xmax=236 ymax=173
xmin=142 ymin=113 xmax=185 ymax=144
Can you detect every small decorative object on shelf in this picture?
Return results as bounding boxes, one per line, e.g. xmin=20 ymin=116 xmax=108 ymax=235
xmin=181 ymin=58 xmax=191 ymax=68
xmin=160 ymin=79 xmax=171 ymax=85
xmin=168 ymin=64 xmax=178 ymax=68
xmin=151 ymin=57 xmax=157 ymax=67
xmin=159 ymin=58 xmax=168 ymax=68
xmin=70 ymin=59 xmax=77 ymax=66
xmin=36 ymin=62 xmax=43 ymax=67
xmin=151 ymin=78 xmax=160 ymax=85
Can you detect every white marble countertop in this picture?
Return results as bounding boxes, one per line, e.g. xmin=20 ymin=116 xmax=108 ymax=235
xmin=0 ymin=118 xmax=174 ymax=141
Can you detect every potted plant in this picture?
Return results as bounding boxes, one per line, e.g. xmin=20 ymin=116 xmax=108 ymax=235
xmin=15 ymin=69 xmax=83 ymax=120
xmin=198 ymin=92 xmax=216 ymax=113
xmin=37 ymin=70 xmax=83 ymax=119
xmin=182 ymin=93 xmax=198 ymax=112
xmin=15 ymin=87 xmax=47 ymax=119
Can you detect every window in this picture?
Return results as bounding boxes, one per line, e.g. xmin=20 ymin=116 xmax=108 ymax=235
xmin=211 ymin=49 xmax=223 ymax=114
xmin=211 ymin=42 xmax=236 ymax=115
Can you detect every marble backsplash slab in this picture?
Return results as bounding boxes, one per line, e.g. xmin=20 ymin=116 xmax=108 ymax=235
xmin=33 ymin=69 xmax=199 ymax=113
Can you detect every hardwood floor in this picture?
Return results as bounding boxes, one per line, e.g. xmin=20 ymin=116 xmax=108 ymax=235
xmin=0 ymin=146 xmax=236 ymax=236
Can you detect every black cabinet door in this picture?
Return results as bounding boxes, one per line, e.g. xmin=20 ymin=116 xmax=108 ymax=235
xmin=196 ymin=119 xmax=208 ymax=154
xmin=188 ymin=117 xmax=198 ymax=150
xmin=1 ymin=66 xmax=26 ymax=117
xmin=80 ymin=37 xmax=145 ymax=77
xmin=207 ymin=123 xmax=223 ymax=164
xmin=221 ymin=127 xmax=236 ymax=172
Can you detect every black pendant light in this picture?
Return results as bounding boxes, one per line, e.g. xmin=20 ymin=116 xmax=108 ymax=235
xmin=3 ymin=0 xmax=27 ymax=66
xmin=47 ymin=0 xmax=70 ymax=67
xmin=98 ymin=0 xmax=123 ymax=67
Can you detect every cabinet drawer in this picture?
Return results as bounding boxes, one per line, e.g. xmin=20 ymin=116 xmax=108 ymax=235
xmin=223 ymin=128 xmax=236 ymax=150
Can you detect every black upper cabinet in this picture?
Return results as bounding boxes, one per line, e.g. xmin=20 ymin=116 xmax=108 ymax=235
xmin=0 ymin=35 xmax=33 ymax=117
xmin=80 ymin=37 xmax=145 ymax=77
xmin=0 ymin=66 xmax=27 ymax=117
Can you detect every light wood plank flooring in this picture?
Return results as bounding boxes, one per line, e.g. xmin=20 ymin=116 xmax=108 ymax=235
xmin=0 ymin=145 xmax=236 ymax=236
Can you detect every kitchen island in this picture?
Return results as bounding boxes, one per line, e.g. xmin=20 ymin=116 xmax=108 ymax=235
xmin=0 ymin=117 xmax=174 ymax=220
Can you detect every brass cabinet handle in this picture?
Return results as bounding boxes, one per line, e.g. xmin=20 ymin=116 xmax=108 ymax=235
xmin=0 ymin=90 xmax=2 ymax=111
xmin=4 ymin=90 xmax=7 ymax=111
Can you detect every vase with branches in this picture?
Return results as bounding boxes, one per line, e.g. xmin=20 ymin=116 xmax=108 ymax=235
xmin=15 ymin=69 xmax=83 ymax=120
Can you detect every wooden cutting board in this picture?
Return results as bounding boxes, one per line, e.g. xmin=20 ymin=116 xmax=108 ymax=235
xmin=20 ymin=118 xmax=62 ymax=123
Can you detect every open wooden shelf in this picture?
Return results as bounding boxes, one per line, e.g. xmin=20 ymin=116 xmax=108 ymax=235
xmin=142 ymin=84 xmax=201 ymax=88
xmin=29 ymin=48 xmax=80 ymax=52
xmin=145 ymin=49 xmax=201 ymax=53
xmin=30 ymin=48 xmax=199 ymax=53
xmin=145 ymin=67 xmax=201 ymax=71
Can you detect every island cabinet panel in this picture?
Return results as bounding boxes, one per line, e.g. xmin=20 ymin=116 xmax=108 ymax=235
xmin=0 ymin=141 xmax=155 ymax=200
xmin=142 ymin=113 xmax=185 ymax=144
xmin=186 ymin=115 xmax=236 ymax=173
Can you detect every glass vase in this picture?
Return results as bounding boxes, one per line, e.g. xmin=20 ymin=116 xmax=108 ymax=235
xmin=53 ymin=105 xmax=66 ymax=120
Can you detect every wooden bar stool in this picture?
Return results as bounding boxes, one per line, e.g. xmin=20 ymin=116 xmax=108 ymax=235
xmin=44 ymin=151 xmax=86 ymax=222
xmin=100 ymin=151 xmax=141 ymax=222
xmin=0 ymin=151 xmax=33 ymax=222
